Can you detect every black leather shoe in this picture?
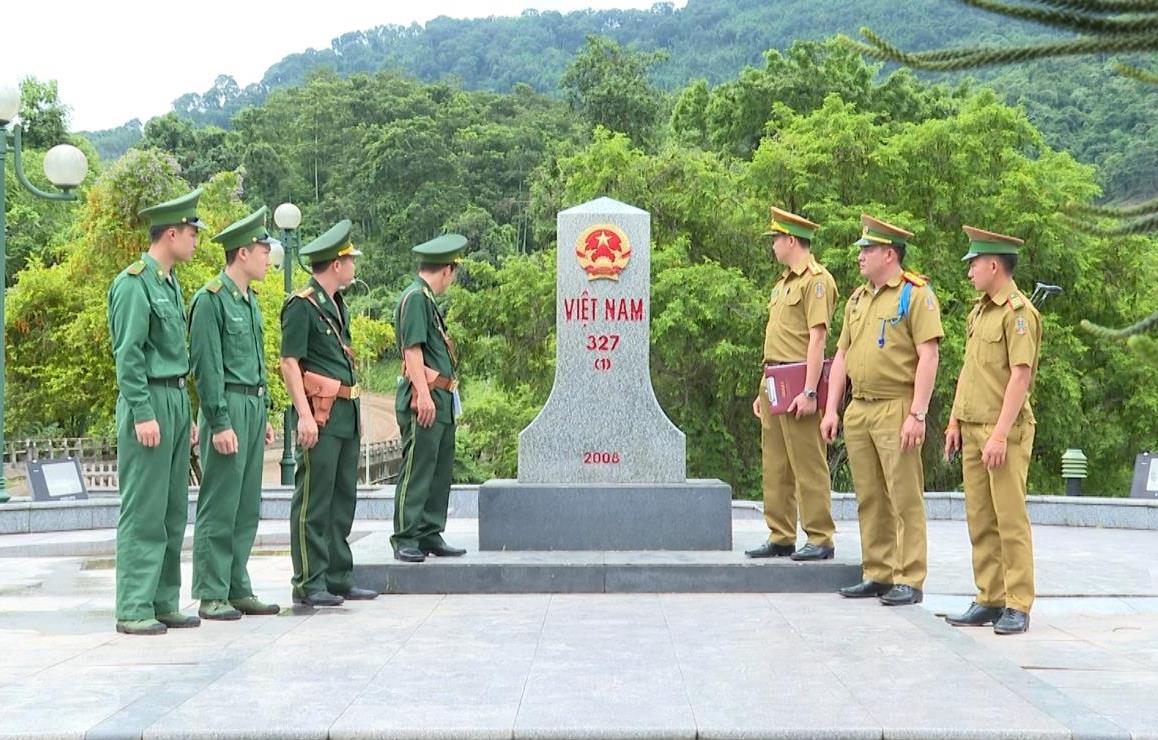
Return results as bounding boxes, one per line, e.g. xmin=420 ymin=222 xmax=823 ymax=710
xmin=790 ymin=543 xmax=835 ymax=561
xmin=335 ymin=586 xmax=379 ymax=600
xmin=993 ymin=608 xmax=1030 ymax=635
xmin=744 ymin=542 xmax=796 ymax=558
xmin=421 ymin=543 xmax=467 ymax=557
xmin=879 ymin=584 xmax=923 ymax=606
xmin=394 ymin=547 xmax=427 ymax=563
xmin=292 ymin=590 xmax=344 ymax=607
xmin=945 ymin=602 xmax=1005 ymax=627
xmin=838 ymin=580 xmax=893 ymax=598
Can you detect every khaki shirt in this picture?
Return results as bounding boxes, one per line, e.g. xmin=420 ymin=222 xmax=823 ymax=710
xmin=837 ymin=273 xmax=944 ymax=400
xmin=763 ymin=257 xmax=837 ymax=363
xmin=950 ymin=280 xmax=1042 ymax=425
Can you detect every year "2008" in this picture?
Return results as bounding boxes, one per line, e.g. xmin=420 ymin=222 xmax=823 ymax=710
xmin=582 ymin=451 xmax=621 ymax=464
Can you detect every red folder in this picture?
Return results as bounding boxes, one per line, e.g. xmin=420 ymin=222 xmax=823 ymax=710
xmin=763 ymin=359 xmax=833 ymax=416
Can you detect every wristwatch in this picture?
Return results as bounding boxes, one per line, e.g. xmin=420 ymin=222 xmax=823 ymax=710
xmin=910 ymin=411 xmax=927 ymax=423
xmin=804 ymin=388 xmax=818 ymax=400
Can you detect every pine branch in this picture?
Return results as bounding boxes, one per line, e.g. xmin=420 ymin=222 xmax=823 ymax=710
xmin=1067 ymin=196 xmax=1158 ymax=218
xmin=856 ymin=30 xmax=1158 ymax=70
xmin=959 ymin=0 xmax=1158 ymax=34
xmin=1025 ymin=0 xmax=1158 ymax=13
xmin=1114 ymin=62 xmax=1158 ymax=81
xmin=1061 ymin=211 xmax=1158 ymax=235
xmin=1082 ymin=309 xmax=1158 ymax=338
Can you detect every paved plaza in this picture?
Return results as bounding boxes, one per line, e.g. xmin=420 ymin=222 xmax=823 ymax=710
xmin=2 ymin=519 xmax=1157 ymax=739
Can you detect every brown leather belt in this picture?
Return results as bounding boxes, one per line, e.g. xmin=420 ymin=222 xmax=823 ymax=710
xmin=336 ymin=383 xmax=360 ymax=400
xmin=429 ymin=375 xmax=458 ymax=392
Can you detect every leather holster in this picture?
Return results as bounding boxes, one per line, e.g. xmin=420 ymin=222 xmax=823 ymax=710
xmin=302 ymin=371 xmax=341 ymax=427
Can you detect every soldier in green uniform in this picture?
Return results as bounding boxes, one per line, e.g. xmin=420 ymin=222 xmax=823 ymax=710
xmin=189 ymin=207 xmax=279 ymax=621
xmin=108 ymin=188 xmax=207 ymax=635
xmin=944 ymin=226 xmax=1042 ymax=635
xmin=391 ymin=234 xmax=468 ymax=563
xmin=821 ymin=215 xmax=943 ymax=607
xmin=279 ymin=220 xmax=378 ymax=606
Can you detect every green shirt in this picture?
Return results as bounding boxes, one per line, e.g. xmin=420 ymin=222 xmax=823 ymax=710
xmin=189 ymin=271 xmax=270 ymax=433
xmin=394 ymin=277 xmax=456 ymax=423
xmin=281 ymin=277 xmax=359 ymax=438
xmin=108 ymin=253 xmax=190 ymax=423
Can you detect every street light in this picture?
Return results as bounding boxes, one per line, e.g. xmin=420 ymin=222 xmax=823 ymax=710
xmin=0 ymin=84 xmax=88 ymax=503
xmin=273 ymin=201 xmax=302 ymax=485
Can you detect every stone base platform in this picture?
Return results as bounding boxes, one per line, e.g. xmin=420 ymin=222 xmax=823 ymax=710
xmin=351 ymin=535 xmax=861 ymax=594
xmin=477 ymin=478 xmax=733 ymax=550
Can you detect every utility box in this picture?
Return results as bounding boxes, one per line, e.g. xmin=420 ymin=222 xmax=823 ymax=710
xmin=1130 ymin=452 xmax=1158 ymax=499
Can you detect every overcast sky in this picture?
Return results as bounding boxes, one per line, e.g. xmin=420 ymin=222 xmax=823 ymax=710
xmin=2 ymin=0 xmax=685 ymax=131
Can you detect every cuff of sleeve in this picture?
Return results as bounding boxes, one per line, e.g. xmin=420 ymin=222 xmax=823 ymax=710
xmin=131 ymin=403 xmax=156 ymax=423
xmin=210 ymin=414 xmax=233 ymax=434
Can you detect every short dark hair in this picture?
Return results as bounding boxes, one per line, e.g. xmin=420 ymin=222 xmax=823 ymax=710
xmin=888 ymin=243 xmax=906 ymax=265
xmin=996 ymin=253 xmax=1018 ymax=275
xmin=418 ymin=261 xmax=457 ymax=274
xmin=311 ymin=259 xmax=336 ymax=274
xmin=794 ymin=235 xmax=811 ymax=250
xmin=224 ymin=248 xmax=241 ymax=265
xmin=148 ymin=225 xmax=171 ymax=243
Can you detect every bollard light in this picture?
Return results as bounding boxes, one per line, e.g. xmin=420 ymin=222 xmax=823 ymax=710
xmin=1061 ymin=448 xmax=1088 ymax=497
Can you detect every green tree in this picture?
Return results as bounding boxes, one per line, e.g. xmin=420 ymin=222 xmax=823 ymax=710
xmin=560 ymin=36 xmax=668 ymax=145
xmin=18 ymin=77 xmax=69 ymax=150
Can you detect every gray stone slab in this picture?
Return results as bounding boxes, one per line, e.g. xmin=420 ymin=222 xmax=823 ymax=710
xmin=0 ymin=504 xmax=30 ymax=534
xmin=518 ymin=197 xmax=685 ymax=484
xmin=478 ymin=479 xmax=731 ymax=550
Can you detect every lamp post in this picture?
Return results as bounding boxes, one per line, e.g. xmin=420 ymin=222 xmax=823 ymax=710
xmin=272 ymin=202 xmax=302 ymax=485
xmin=0 ymin=84 xmax=88 ymax=503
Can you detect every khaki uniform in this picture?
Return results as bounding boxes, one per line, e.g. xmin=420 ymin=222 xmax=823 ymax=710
xmin=838 ymin=273 xmax=943 ymax=588
xmin=951 ymin=281 xmax=1041 ymax=613
xmin=760 ymin=257 xmax=837 ymax=547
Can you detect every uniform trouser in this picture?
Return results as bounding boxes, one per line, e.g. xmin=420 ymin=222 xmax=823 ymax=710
xmin=290 ymin=432 xmax=360 ymax=596
xmin=192 ymin=393 xmax=267 ymax=601
xmin=844 ymin=397 xmax=928 ymax=589
xmin=115 ymin=386 xmax=191 ymax=621
xmin=391 ymin=411 xmax=456 ymax=551
xmin=961 ymin=421 xmax=1036 ymax=613
xmin=760 ymin=404 xmax=835 ymax=547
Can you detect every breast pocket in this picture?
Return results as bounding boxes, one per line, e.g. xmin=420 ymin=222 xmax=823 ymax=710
xmin=150 ymin=300 xmax=184 ymax=342
xmin=224 ymin=316 xmax=255 ymax=364
xmin=979 ymin=324 xmax=1008 ymax=367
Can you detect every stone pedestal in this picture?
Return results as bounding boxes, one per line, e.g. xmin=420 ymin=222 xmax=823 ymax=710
xmin=479 ymin=197 xmax=732 ymax=551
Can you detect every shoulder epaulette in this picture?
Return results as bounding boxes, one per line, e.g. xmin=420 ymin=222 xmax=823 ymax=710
xmin=126 ymin=260 xmax=146 ymax=276
xmin=901 ymin=271 xmax=928 ymax=288
xmin=294 ymin=286 xmax=315 ymax=299
xmin=1009 ymin=293 xmax=1025 ymax=310
xmin=205 ymin=277 xmax=223 ymax=294
xmin=807 ymin=259 xmax=824 ymax=276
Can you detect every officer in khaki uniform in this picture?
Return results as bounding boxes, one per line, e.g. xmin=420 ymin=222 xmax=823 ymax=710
xmin=108 ymin=188 xmax=207 ymax=635
xmin=821 ymin=215 xmax=943 ymax=606
xmin=189 ymin=207 xmax=279 ymax=621
xmin=280 ymin=220 xmax=378 ymax=606
xmin=391 ymin=234 xmax=469 ymax=563
xmin=945 ymin=226 xmax=1042 ymax=635
xmin=747 ymin=207 xmax=838 ymax=561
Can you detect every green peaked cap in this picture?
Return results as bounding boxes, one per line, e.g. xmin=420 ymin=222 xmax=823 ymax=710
xmin=139 ymin=187 xmax=210 ymax=230
xmin=299 ymin=219 xmax=362 ymax=264
xmin=413 ymin=233 xmax=467 ymax=264
xmin=961 ymin=225 xmax=1024 ymax=261
xmin=213 ymin=206 xmax=272 ymax=251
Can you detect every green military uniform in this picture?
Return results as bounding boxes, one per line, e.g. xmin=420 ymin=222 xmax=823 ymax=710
xmin=951 ymin=226 xmax=1042 ymax=617
xmin=838 ymin=216 xmax=943 ymax=593
xmin=281 ymin=220 xmax=363 ymax=599
xmin=758 ymin=207 xmax=838 ymax=551
xmin=108 ymin=189 xmax=208 ymax=631
xmin=391 ymin=234 xmax=467 ymax=554
xmin=189 ymin=208 xmax=274 ymax=616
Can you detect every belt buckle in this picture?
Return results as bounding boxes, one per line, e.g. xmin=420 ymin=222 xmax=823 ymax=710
xmin=178 ymin=377 xmax=186 ymax=389
xmin=448 ymin=378 xmax=459 ymax=393
xmin=257 ymin=386 xmax=264 ymax=397
xmin=348 ymin=383 xmax=360 ymax=400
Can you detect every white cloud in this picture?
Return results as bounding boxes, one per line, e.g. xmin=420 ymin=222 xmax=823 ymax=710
xmin=3 ymin=0 xmax=684 ymax=131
